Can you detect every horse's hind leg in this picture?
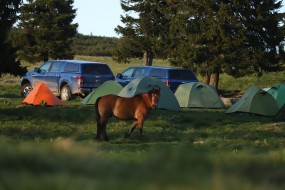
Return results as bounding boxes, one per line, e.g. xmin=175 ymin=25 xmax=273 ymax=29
xmin=96 ymin=122 xmax=102 ymax=140
xmin=101 ymin=123 xmax=109 ymax=141
xmin=125 ymin=120 xmax=138 ymax=138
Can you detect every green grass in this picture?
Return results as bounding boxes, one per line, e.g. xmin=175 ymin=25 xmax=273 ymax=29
xmin=1 ymin=56 xmax=285 ymax=189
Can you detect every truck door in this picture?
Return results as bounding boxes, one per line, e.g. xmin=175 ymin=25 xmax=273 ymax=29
xmin=45 ymin=61 xmax=63 ymax=95
xmin=31 ymin=61 xmax=52 ymax=87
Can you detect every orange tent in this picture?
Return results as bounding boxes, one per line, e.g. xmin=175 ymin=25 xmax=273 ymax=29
xmin=22 ymin=83 xmax=64 ymax=106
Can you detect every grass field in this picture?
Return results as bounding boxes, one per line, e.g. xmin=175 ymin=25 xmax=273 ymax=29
xmin=1 ymin=56 xmax=285 ymax=189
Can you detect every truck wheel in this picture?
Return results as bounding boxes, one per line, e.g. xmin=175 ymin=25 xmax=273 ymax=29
xmin=60 ymin=85 xmax=73 ymax=101
xmin=21 ymin=83 xmax=33 ymax=97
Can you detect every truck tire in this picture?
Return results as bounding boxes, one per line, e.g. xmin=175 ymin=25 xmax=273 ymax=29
xmin=60 ymin=85 xmax=73 ymax=101
xmin=21 ymin=83 xmax=33 ymax=97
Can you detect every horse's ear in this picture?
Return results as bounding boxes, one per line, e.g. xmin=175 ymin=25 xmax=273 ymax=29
xmin=152 ymin=86 xmax=160 ymax=92
xmin=156 ymin=85 xmax=161 ymax=91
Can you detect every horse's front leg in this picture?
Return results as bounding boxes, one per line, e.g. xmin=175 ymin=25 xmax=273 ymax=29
xmin=95 ymin=123 xmax=102 ymax=140
xmin=125 ymin=120 xmax=138 ymax=138
xmin=137 ymin=118 xmax=144 ymax=140
xmin=101 ymin=123 xmax=109 ymax=141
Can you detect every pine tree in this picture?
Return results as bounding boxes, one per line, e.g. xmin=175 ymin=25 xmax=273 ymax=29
xmin=17 ymin=0 xmax=78 ymax=63
xmin=165 ymin=0 xmax=285 ymax=89
xmin=115 ymin=0 xmax=169 ymax=65
xmin=0 ymin=0 xmax=27 ymax=77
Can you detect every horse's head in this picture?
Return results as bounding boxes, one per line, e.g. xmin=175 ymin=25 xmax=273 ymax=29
xmin=150 ymin=87 xmax=160 ymax=109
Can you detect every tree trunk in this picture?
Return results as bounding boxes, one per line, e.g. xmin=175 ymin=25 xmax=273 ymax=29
xmin=204 ymin=74 xmax=210 ymax=84
xmin=42 ymin=52 xmax=49 ymax=62
xmin=143 ymin=50 xmax=153 ymax=66
xmin=210 ymin=72 xmax=219 ymax=89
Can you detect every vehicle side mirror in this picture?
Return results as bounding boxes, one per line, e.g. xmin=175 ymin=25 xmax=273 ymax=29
xmin=116 ymin=73 xmax=123 ymax=79
xmin=33 ymin=67 xmax=40 ymax=73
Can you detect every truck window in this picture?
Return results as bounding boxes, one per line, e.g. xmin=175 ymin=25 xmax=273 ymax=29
xmin=39 ymin=62 xmax=52 ymax=72
xmin=149 ymin=69 xmax=167 ymax=77
xmin=133 ymin=68 xmax=146 ymax=77
xmin=50 ymin=62 xmax=63 ymax=72
xmin=64 ymin=63 xmax=79 ymax=72
xmin=82 ymin=64 xmax=112 ymax=74
xmin=122 ymin=68 xmax=134 ymax=78
xmin=169 ymin=70 xmax=198 ymax=80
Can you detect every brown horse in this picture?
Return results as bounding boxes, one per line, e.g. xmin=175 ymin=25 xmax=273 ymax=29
xmin=95 ymin=88 xmax=160 ymax=141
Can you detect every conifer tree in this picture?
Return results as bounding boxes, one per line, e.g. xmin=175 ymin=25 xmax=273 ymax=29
xmin=115 ymin=0 xmax=169 ymax=65
xmin=165 ymin=0 xmax=285 ymax=88
xmin=17 ymin=0 xmax=78 ymax=63
xmin=0 ymin=0 xmax=27 ymax=77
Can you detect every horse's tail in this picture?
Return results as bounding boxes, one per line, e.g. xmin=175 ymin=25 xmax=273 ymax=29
xmin=95 ymin=97 xmax=102 ymax=139
xmin=95 ymin=97 xmax=101 ymax=119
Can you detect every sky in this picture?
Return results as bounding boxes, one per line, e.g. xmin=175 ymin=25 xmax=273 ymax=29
xmin=22 ymin=0 xmax=285 ymax=38
xmin=73 ymin=1 xmax=285 ymax=38
xmin=21 ymin=0 xmax=285 ymax=37
xmin=73 ymin=1 xmax=123 ymax=38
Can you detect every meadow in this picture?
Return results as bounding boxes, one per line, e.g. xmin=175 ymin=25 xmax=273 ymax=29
xmin=0 ymin=56 xmax=285 ymax=190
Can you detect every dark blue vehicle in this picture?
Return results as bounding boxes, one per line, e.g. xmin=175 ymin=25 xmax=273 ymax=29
xmin=20 ymin=60 xmax=114 ymax=101
xmin=115 ymin=66 xmax=198 ymax=92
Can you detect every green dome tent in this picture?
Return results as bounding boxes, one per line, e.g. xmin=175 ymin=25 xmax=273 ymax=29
xmin=267 ymin=84 xmax=285 ymax=109
xmin=118 ymin=76 xmax=181 ymax=111
xmin=226 ymin=86 xmax=279 ymax=116
xmin=81 ymin=81 xmax=123 ymax=105
xmin=174 ymin=82 xmax=226 ymax=109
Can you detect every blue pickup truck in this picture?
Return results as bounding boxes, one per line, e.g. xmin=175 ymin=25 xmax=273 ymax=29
xmin=20 ymin=60 xmax=114 ymax=101
xmin=115 ymin=66 xmax=198 ymax=92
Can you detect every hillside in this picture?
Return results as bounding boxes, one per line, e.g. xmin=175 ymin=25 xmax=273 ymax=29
xmin=72 ymin=34 xmax=119 ymax=56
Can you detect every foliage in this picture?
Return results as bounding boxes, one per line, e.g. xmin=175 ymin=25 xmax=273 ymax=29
xmin=114 ymin=0 xmax=170 ymax=65
xmin=165 ymin=0 xmax=285 ymax=87
xmin=0 ymin=0 xmax=27 ymax=77
xmin=16 ymin=0 xmax=78 ymax=63
xmin=112 ymin=37 xmax=142 ymax=64
xmin=12 ymin=31 xmax=119 ymax=58
xmin=115 ymin=0 xmax=285 ymax=89
xmin=72 ymin=33 xmax=119 ymax=57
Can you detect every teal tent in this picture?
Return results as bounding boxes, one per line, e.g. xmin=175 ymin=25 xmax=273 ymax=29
xmin=267 ymin=84 xmax=285 ymax=109
xmin=81 ymin=81 xmax=122 ymax=105
xmin=174 ymin=82 xmax=226 ymax=109
xmin=118 ymin=76 xmax=181 ymax=111
xmin=226 ymin=86 xmax=279 ymax=116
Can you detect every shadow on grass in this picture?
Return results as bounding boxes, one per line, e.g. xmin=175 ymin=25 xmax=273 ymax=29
xmin=94 ymin=109 xmax=281 ymax=146
xmin=0 ymin=106 xmax=281 ymax=145
xmin=0 ymin=94 xmax=21 ymax=99
xmin=219 ymin=89 xmax=242 ymax=97
xmin=1 ymin=104 xmax=285 ymax=189
xmin=0 ymin=105 xmax=97 ymax=141
xmin=0 ymin=140 xmax=285 ymax=190
xmin=0 ymin=105 xmax=95 ymax=123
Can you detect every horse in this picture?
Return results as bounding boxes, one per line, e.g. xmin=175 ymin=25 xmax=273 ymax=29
xmin=95 ymin=87 xmax=161 ymax=141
